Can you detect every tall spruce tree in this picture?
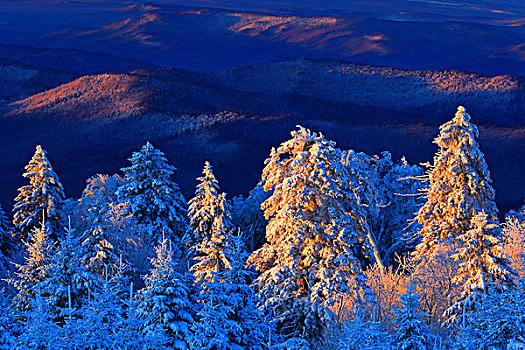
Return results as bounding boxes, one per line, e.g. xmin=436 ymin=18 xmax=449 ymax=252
xmin=16 ymin=289 xmax=64 ymax=350
xmin=191 ymin=191 xmax=234 ymax=285
xmin=38 ymin=226 xmax=95 ymax=323
xmin=11 ymin=221 xmax=55 ymax=311
xmin=248 ymin=126 xmax=373 ymax=343
xmin=0 ymin=204 xmax=13 ymax=266
xmin=117 ymin=142 xmax=188 ymax=246
xmin=187 ymin=161 xmax=221 ymax=250
xmin=414 ymin=106 xmax=499 ymax=261
xmin=193 ymin=233 xmax=271 ymax=350
xmin=137 ymin=236 xmax=194 ymax=350
xmin=444 ymin=213 xmax=515 ymax=324
xmin=13 ymin=145 xmax=65 ymax=241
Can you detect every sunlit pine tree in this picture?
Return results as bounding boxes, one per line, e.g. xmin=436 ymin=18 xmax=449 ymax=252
xmin=444 ymin=212 xmax=515 ymax=324
xmin=413 ymin=106 xmax=499 ymax=261
xmin=11 ymin=221 xmax=55 ymax=311
xmin=191 ymin=192 xmax=234 ymax=286
xmin=13 ymin=145 xmax=65 ymax=242
xmin=248 ymin=126 xmax=373 ymax=343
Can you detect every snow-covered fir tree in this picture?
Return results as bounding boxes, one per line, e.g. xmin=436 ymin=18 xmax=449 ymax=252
xmin=337 ymin=310 xmax=389 ymax=350
xmin=389 ymin=279 xmax=434 ymax=350
xmin=414 ymin=106 xmax=499 ymax=261
xmin=192 ymin=234 xmax=271 ymax=350
xmin=248 ymin=126 xmax=374 ymax=343
xmin=453 ymin=278 xmax=525 ymax=350
xmin=78 ymin=175 xmax=125 ymax=274
xmin=13 ymin=145 xmax=65 ymax=242
xmin=117 ymin=142 xmax=188 ymax=246
xmin=444 ymin=212 xmax=515 ymax=324
xmin=11 ymin=221 xmax=55 ymax=311
xmin=38 ymin=225 xmax=96 ymax=323
xmin=16 ymin=289 xmax=64 ymax=350
xmin=0 ymin=289 xmax=16 ymax=350
xmin=137 ymin=235 xmax=194 ymax=350
xmin=80 ymin=224 xmax=126 ymax=279
xmin=187 ymin=161 xmax=222 ymax=250
xmin=78 ymin=174 xmax=144 ymax=278
xmin=73 ymin=266 xmax=133 ymax=350
xmin=115 ymin=294 xmax=169 ymax=350
xmin=0 ymin=204 xmax=13 ymax=267
xmin=210 ymin=234 xmax=271 ymax=349
xmin=191 ymin=191 xmax=234 ymax=285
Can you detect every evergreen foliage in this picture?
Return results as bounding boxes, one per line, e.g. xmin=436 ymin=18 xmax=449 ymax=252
xmin=454 ymin=279 xmax=525 ymax=350
xmin=73 ymin=270 xmax=131 ymax=349
xmin=16 ymin=290 xmax=63 ymax=350
xmin=0 ymin=289 xmax=16 ymax=349
xmin=187 ymin=161 xmax=222 ymax=250
xmin=38 ymin=226 xmax=95 ymax=323
xmin=0 ymin=204 xmax=14 ymax=261
xmin=137 ymin=235 xmax=194 ymax=350
xmin=117 ymin=142 xmax=188 ymax=246
xmin=13 ymin=145 xmax=65 ymax=241
xmin=11 ymin=221 xmax=55 ymax=311
xmin=191 ymin=190 xmax=234 ymax=285
xmin=248 ymin=126 xmax=373 ymax=343
xmin=337 ymin=314 xmax=389 ymax=350
xmin=389 ymin=279 xmax=434 ymax=350
xmin=444 ymin=212 xmax=515 ymax=324
xmin=414 ymin=106 xmax=499 ymax=260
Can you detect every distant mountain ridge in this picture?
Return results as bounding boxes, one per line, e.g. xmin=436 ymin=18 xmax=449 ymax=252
xmin=7 ymin=58 xmax=524 ymax=126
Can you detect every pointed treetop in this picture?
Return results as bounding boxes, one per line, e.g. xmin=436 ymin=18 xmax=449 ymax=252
xmin=13 ymin=145 xmax=65 ymax=241
xmin=414 ymin=107 xmax=498 ymax=260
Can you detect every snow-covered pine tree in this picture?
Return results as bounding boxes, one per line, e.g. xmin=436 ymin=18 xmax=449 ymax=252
xmin=337 ymin=310 xmax=389 ymax=350
xmin=11 ymin=221 xmax=55 ymax=311
xmin=16 ymin=289 xmax=63 ymax=350
xmin=389 ymin=279 xmax=434 ymax=350
xmin=137 ymin=235 xmax=194 ymax=350
xmin=13 ymin=145 xmax=65 ymax=242
xmin=0 ymin=204 xmax=14 ymax=259
xmin=444 ymin=212 xmax=515 ymax=324
xmin=414 ymin=106 xmax=499 ymax=261
xmin=248 ymin=126 xmax=373 ymax=343
xmin=115 ymin=293 xmax=169 ymax=350
xmin=192 ymin=233 xmax=272 ymax=350
xmin=187 ymin=161 xmax=221 ymax=250
xmin=78 ymin=173 xmax=142 ymax=279
xmin=80 ymin=224 xmax=126 ymax=279
xmin=38 ymin=225 xmax=96 ymax=323
xmin=454 ymin=278 xmax=525 ymax=350
xmin=191 ymin=192 xmax=234 ymax=285
xmin=0 ymin=289 xmax=16 ymax=350
xmin=117 ymin=142 xmax=188 ymax=246
xmin=73 ymin=266 xmax=133 ymax=350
